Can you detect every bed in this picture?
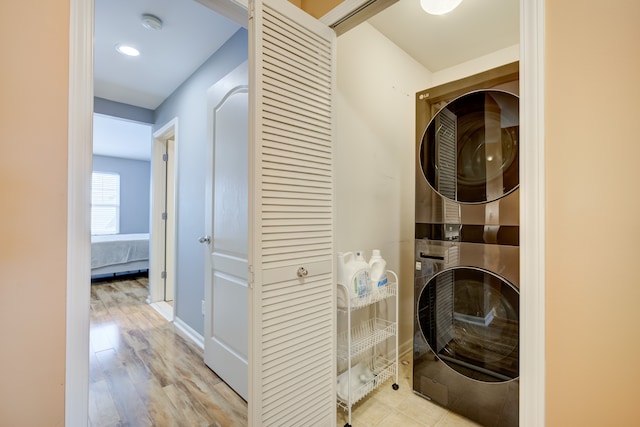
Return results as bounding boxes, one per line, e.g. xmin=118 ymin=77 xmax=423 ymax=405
xmin=91 ymin=233 xmax=150 ymax=278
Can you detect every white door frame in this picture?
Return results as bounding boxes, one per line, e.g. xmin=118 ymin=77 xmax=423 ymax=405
xmin=519 ymin=0 xmax=546 ymax=423
xmin=66 ymin=0 xmax=545 ymax=425
xmin=149 ymin=118 xmax=178 ymax=313
xmin=66 ymin=1 xmax=94 ymax=425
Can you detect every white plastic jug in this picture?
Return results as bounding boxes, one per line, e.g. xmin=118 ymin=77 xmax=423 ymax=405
xmin=369 ymin=249 xmax=388 ymax=297
xmin=337 ymin=251 xmax=371 ymax=307
xmin=353 ymin=250 xmax=372 ymax=297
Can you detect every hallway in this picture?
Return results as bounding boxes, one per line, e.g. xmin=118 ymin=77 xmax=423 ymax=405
xmin=89 ymin=277 xmax=247 ymax=426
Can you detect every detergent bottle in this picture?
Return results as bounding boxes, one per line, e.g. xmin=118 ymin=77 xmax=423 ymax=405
xmin=369 ymin=249 xmax=388 ymax=297
xmin=336 ymin=251 xmax=371 ymax=307
xmin=353 ymin=250 xmax=371 ymax=297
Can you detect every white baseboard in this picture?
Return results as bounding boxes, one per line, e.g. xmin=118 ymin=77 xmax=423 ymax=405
xmin=174 ymin=316 xmax=205 ymax=349
xmin=150 ymin=301 xmax=174 ymax=322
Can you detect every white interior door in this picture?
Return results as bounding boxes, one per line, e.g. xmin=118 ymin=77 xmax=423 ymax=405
xmin=249 ymin=0 xmax=336 ymax=424
xmin=204 ymin=62 xmax=249 ymax=401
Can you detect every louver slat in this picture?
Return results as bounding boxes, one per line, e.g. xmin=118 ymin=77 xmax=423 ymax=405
xmin=250 ymin=0 xmax=335 ymax=425
xmin=436 ymin=108 xmax=457 ymax=200
xmin=263 ymin=74 xmax=331 ymax=110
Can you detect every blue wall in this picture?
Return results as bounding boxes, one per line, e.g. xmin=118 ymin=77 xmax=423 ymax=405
xmin=93 ymin=155 xmax=150 ymax=234
xmin=94 ymin=97 xmax=154 ymax=124
xmin=154 ymin=28 xmax=248 ymax=335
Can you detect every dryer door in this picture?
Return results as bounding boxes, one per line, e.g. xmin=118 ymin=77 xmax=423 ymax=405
xmin=420 ymin=90 xmax=519 ymax=204
xmin=417 ymin=266 xmax=519 ymax=382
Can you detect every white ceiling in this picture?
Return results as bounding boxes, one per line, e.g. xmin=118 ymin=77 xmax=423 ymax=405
xmin=93 ymin=0 xmax=240 ymax=160
xmin=368 ymin=0 xmax=519 ymax=72
xmin=93 ymin=0 xmax=519 ymax=161
xmin=94 ymin=0 xmax=240 ymax=110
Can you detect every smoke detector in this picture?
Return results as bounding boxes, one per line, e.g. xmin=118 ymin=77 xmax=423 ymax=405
xmin=141 ymin=14 xmax=163 ymax=31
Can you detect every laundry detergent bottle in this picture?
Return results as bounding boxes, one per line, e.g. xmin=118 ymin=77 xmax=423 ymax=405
xmin=337 ymin=251 xmax=371 ymax=307
xmin=369 ymin=249 xmax=388 ymax=296
xmin=352 ymin=250 xmax=372 ymax=298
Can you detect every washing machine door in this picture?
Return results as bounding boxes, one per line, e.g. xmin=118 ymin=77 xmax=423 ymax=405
xmin=417 ymin=266 xmax=519 ymax=382
xmin=420 ymin=90 xmax=519 ymax=204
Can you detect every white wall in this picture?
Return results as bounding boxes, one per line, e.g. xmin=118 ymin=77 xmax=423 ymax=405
xmin=336 ymin=22 xmax=431 ymax=353
xmin=431 ymin=44 xmax=520 ymax=87
xmin=336 ymin=22 xmax=520 ymax=354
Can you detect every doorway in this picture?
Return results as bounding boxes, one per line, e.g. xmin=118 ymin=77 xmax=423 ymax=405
xmin=67 ymin=0 xmax=252 ymax=423
xmin=149 ymin=119 xmax=178 ymax=320
xmin=68 ymin=1 xmax=545 ymax=426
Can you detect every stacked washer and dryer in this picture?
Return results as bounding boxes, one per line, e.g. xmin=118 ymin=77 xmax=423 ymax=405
xmin=413 ymin=68 xmax=520 ymax=427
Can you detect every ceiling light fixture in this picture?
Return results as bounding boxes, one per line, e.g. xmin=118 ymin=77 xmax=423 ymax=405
xmin=115 ymin=44 xmax=140 ymax=57
xmin=420 ymin=0 xmax=463 ymax=15
xmin=141 ymin=13 xmax=163 ymax=31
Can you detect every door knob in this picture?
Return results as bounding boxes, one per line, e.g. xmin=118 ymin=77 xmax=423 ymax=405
xmin=198 ymin=235 xmax=211 ymax=244
xmin=297 ymin=267 xmax=308 ymax=278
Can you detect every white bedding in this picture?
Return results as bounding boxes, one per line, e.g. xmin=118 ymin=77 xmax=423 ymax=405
xmin=91 ymin=233 xmax=149 ymax=270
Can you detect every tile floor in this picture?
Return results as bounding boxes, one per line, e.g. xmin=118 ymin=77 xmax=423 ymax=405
xmin=336 ymin=356 xmax=481 ymax=427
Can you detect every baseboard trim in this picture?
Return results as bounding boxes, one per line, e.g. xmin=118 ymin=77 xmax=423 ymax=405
xmin=150 ymin=301 xmax=174 ymax=322
xmin=174 ymin=316 xmax=205 ymax=349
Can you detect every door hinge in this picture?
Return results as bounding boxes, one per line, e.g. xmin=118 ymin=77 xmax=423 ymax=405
xmin=162 ymin=212 xmax=167 ymax=220
xmin=162 ymin=153 xmax=168 ymax=162
xmin=161 ymin=271 xmax=167 ymax=279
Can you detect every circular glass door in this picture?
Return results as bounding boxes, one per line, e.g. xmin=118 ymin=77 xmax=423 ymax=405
xmin=416 ymin=267 xmax=519 ymax=382
xmin=420 ymin=90 xmax=519 ymax=203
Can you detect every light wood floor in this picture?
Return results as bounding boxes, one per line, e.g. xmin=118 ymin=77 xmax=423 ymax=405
xmin=89 ymin=277 xmax=248 ymax=427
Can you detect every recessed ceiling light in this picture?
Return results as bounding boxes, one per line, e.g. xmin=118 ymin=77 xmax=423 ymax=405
xmin=115 ymin=44 xmax=140 ymax=57
xmin=420 ymin=0 xmax=463 ymax=15
xmin=141 ymin=14 xmax=163 ymax=31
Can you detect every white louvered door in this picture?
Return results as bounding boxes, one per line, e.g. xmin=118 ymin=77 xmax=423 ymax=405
xmin=249 ymin=0 xmax=336 ymax=425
